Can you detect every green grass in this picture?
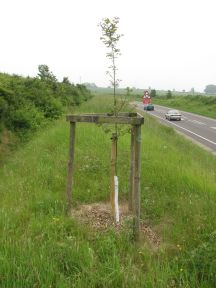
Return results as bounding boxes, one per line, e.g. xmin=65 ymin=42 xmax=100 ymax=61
xmin=0 ymin=95 xmax=216 ymax=287
xmin=152 ymin=95 xmax=216 ymax=119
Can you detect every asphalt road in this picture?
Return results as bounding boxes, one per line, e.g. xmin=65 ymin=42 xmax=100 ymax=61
xmin=135 ymin=102 xmax=216 ymax=155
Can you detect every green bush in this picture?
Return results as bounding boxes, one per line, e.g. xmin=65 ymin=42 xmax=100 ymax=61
xmin=7 ymin=104 xmax=44 ymax=133
xmin=41 ymin=98 xmax=63 ymax=119
xmin=0 ymin=97 xmax=8 ymax=120
xmin=166 ymin=90 xmax=172 ymax=99
xmin=0 ymin=69 xmax=92 ymax=140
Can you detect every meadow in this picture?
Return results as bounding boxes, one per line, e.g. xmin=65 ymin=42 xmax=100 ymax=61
xmin=0 ymin=95 xmax=216 ymax=287
xmin=153 ymin=94 xmax=216 ymax=119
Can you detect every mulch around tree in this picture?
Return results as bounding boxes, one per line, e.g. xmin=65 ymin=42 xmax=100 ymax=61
xmin=70 ymin=202 xmax=160 ymax=247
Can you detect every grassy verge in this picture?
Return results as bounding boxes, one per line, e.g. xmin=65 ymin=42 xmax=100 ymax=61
xmin=0 ymin=95 xmax=216 ymax=287
xmin=152 ymin=95 xmax=216 ymax=119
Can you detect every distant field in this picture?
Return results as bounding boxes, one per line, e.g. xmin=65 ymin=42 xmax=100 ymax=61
xmin=89 ymin=86 xmax=144 ymax=96
xmin=1 ymin=94 xmax=216 ymax=287
xmin=88 ymin=86 xmax=213 ymax=97
xmin=149 ymin=95 xmax=216 ymax=119
xmin=90 ymin=87 xmax=216 ymax=119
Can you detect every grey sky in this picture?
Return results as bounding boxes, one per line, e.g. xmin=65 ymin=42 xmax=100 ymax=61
xmin=1 ymin=0 xmax=215 ymax=92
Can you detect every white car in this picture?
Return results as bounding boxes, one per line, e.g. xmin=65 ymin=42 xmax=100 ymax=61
xmin=165 ymin=109 xmax=181 ymax=121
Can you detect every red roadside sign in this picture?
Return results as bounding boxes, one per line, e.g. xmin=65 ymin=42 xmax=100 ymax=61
xmin=142 ymin=90 xmax=151 ymax=104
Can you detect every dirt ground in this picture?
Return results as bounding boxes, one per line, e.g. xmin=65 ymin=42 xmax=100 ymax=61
xmin=70 ymin=202 xmax=160 ymax=247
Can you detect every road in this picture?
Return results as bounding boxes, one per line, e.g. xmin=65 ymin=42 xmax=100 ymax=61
xmin=135 ymin=102 xmax=216 ymax=155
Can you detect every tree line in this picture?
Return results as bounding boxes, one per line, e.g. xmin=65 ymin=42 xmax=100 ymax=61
xmin=0 ymin=65 xmax=92 ymax=138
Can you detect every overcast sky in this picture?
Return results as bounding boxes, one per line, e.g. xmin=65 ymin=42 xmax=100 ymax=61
xmin=1 ymin=0 xmax=215 ymax=92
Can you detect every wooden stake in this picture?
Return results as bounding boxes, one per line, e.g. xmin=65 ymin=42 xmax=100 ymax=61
xmin=133 ymin=124 xmax=141 ymax=241
xmin=65 ymin=122 xmax=76 ymax=214
xmin=129 ymin=126 xmax=135 ymax=211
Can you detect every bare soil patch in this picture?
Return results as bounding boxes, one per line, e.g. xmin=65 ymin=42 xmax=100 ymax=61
xmin=70 ymin=202 xmax=160 ymax=247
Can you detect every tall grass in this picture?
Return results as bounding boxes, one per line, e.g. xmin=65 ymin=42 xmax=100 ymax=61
xmin=0 ymin=95 xmax=216 ymax=287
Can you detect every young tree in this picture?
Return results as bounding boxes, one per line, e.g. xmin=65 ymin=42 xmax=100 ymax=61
xmin=204 ymin=84 xmax=216 ymax=94
xmin=37 ymin=64 xmax=57 ymax=83
xmin=37 ymin=64 xmax=58 ymax=93
xmin=62 ymin=77 xmax=71 ymax=85
xmin=150 ymin=89 xmax=157 ymax=98
xmin=99 ymin=17 xmax=125 ymax=218
xmin=166 ymin=90 xmax=172 ymax=99
xmin=126 ymin=86 xmax=133 ymax=97
xmin=99 ymin=17 xmax=123 ymax=116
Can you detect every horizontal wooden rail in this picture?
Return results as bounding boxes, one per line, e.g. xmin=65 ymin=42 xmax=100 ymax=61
xmin=66 ymin=112 xmax=144 ymax=125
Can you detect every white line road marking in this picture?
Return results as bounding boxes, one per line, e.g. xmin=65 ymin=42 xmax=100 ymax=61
xmin=211 ymin=127 xmax=216 ymax=130
xmin=190 ymin=120 xmax=206 ymax=125
xmin=181 ymin=116 xmax=205 ymax=125
xmin=151 ymin=113 xmax=216 ymax=146
xmin=184 ymin=119 xmax=206 ymax=125
xmin=153 ymin=109 xmax=165 ymax=113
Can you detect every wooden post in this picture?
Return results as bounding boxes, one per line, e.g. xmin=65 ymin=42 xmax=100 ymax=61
xmin=65 ymin=113 xmax=144 ymax=237
xmin=111 ymin=133 xmax=117 ymax=217
xmin=65 ymin=122 xmax=76 ymax=214
xmin=133 ymin=124 xmax=142 ymax=241
xmin=129 ymin=126 xmax=135 ymax=211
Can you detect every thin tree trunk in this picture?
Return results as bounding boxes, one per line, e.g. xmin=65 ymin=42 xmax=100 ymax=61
xmin=111 ymin=133 xmax=117 ymax=217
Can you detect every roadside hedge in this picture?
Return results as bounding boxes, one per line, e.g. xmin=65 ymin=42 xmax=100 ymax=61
xmin=0 ymin=69 xmax=92 ymax=138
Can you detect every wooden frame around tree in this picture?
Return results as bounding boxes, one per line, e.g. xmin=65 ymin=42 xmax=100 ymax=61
xmin=65 ymin=112 xmax=144 ymax=240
